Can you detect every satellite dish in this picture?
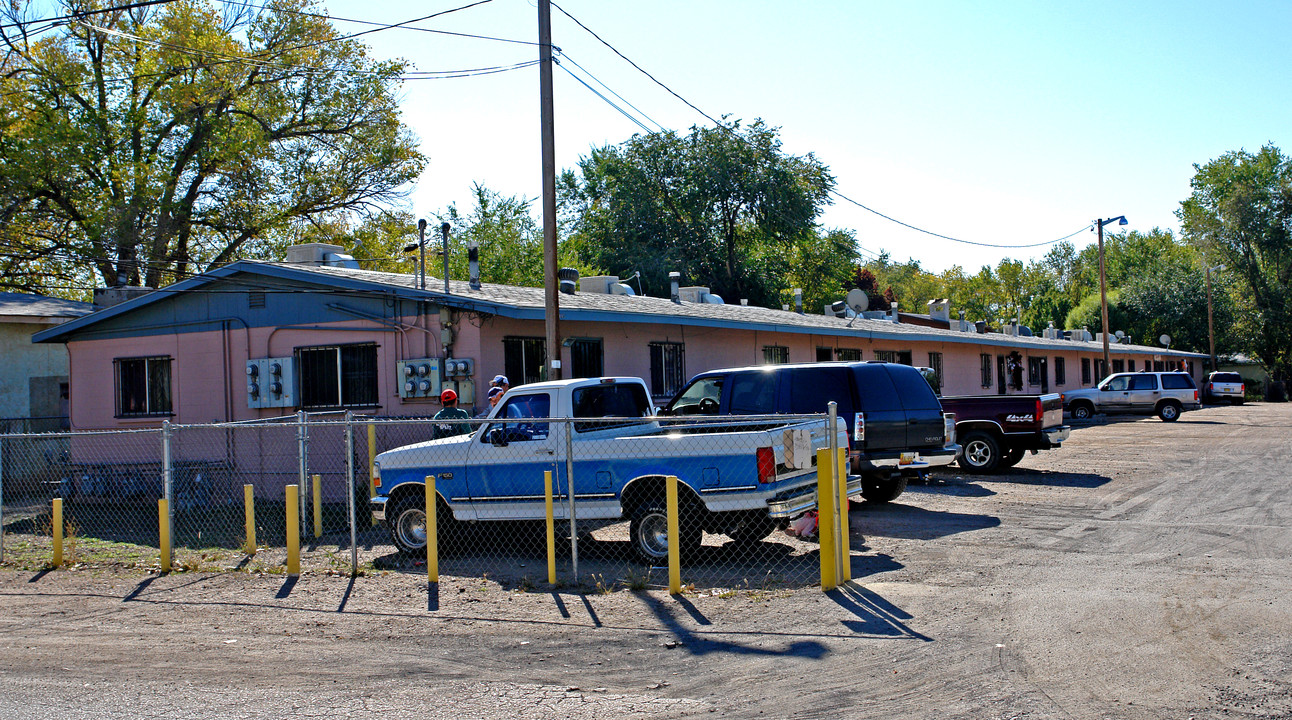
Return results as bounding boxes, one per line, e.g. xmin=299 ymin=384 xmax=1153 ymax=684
xmin=1159 ymin=334 xmax=1171 ymax=347
xmin=845 ymin=288 xmax=869 ymax=313
xmin=1114 ymin=330 xmax=1125 ymax=340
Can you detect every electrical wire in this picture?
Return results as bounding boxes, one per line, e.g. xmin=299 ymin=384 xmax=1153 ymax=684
xmin=550 ymin=1 xmax=1090 ymax=252
xmin=555 ymin=60 xmax=652 ymax=135
xmin=0 ymin=0 xmax=179 ymax=31
xmin=556 ymin=50 xmax=664 ymax=133
xmin=218 ymin=0 xmax=539 ymax=47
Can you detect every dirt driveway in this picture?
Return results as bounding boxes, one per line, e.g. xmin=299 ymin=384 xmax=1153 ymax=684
xmin=1 ymin=403 xmax=1289 ymax=719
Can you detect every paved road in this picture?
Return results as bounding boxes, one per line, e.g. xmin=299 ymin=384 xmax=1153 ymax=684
xmin=1 ymin=403 xmax=1289 ymax=719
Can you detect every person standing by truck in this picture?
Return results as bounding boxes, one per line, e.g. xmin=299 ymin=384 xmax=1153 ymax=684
xmin=432 ymin=389 xmax=471 ymax=439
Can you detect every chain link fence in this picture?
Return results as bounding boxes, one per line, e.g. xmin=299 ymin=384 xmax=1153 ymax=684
xmin=1 ymin=411 xmax=856 ymax=591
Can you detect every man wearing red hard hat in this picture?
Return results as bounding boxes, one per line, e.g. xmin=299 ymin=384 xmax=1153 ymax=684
xmin=432 ymin=388 xmax=470 ymax=439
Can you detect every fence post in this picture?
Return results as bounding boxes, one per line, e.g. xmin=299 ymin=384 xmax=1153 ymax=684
xmin=367 ymin=421 xmax=377 ymax=500
xmin=286 ymin=484 xmax=300 ymax=576
xmin=312 ymin=474 xmax=323 ymax=539
xmin=345 ymin=410 xmax=357 ymax=576
xmin=161 ymin=420 xmax=174 ymax=547
xmin=296 ymin=411 xmax=307 ymax=534
xmin=828 ymin=402 xmax=844 ymax=583
xmin=0 ymin=435 xmax=5 ymax=563
xmin=425 ymin=475 xmax=437 ymax=583
xmin=836 ymin=447 xmax=851 ymax=582
xmin=816 ymin=448 xmax=837 ymax=591
xmin=544 ymin=470 xmax=556 ymax=585
xmin=51 ymin=497 xmax=63 ymax=568
xmin=243 ymin=484 xmax=256 ymax=553
xmin=565 ymin=419 xmax=577 ymax=582
xmin=666 ymin=475 xmax=681 ymax=594
xmin=158 ymin=498 xmax=171 ymax=572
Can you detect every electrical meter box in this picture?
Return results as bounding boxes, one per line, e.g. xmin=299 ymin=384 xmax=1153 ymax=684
xmin=246 ymin=357 xmax=296 ymax=408
xmin=441 ymin=357 xmax=476 ymax=379
xmin=396 ymin=358 xmax=442 ymax=400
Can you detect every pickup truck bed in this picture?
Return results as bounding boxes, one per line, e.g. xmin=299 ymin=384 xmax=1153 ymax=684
xmin=938 ymin=393 xmax=1069 ymax=473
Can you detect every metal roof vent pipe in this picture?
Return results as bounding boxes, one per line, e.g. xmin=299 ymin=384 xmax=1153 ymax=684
xmin=558 ymin=267 xmax=579 ymax=295
xmin=669 ymin=272 xmax=681 ymax=303
xmin=959 ymin=309 xmax=967 ymax=332
xmin=793 ymin=288 xmax=803 ymax=314
xmin=889 ymin=301 xmax=899 ymax=323
xmin=467 ymin=239 xmax=481 ymax=290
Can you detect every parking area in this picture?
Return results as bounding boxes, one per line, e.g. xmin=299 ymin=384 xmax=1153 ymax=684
xmin=1 ymin=402 xmax=1289 ymax=719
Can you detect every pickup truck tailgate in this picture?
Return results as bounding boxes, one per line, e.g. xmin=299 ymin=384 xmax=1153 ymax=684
xmin=1041 ymin=393 xmax=1064 ymax=428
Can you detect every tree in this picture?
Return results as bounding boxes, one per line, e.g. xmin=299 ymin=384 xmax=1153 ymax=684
xmin=1179 ymin=144 xmax=1292 ymax=381
xmin=561 ymin=118 xmax=837 ymax=307
xmin=0 ymin=0 xmax=424 ymax=294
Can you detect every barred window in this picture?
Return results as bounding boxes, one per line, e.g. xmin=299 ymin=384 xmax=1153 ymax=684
xmin=297 ymin=344 xmax=378 ymax=409
xmin=1028 ymin=357 xmax=1042 ymax=386
xmin=503 ymin=336 xmax=547 ymax=386
xmin=874 ymin=350 xmax=912 ymax=365
xmin=836 ymin=348 xmax=862 ymax=362
xmin=1054 ymin=357 xmax=1066 ymax=386
xmin=980 ymin=353 xmax=993 ymax=388
xmin=816 ymin=347 xmax=834 ymax=362
xmin=1112 ymin=359 xmax=1125 ymax=374
xmin=568 ymin=338 xmax=603 ymax=379
xmin=649 ymin=342 xmax=686 ymax=398
xmin=762 ymin=345 xmax=789 ymax=364
xmin=115 ymin=356 xmax=172 ymax=417
xmin=1128 ymin=359 xmax=1135 ymax=372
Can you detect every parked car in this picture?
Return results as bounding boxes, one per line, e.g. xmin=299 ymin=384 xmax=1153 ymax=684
xmin=659 ymin=362 xmax=959 ymax=503
xmin=1063 ymin=371 xmax=1201 ymax=422
xmin=913 ymin=368 xmax=1069 ymax=473
xmin=1203 ymin=372 xmax=1246 ymax=404
xmin=370 ymin=377 xmax=849 ymax=564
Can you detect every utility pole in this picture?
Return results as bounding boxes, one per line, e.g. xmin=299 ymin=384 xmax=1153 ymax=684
xmin=538 ymin=0 xmax=561 ymax=381
xmin=1097 ymin=219 xmax=1110 ymax=379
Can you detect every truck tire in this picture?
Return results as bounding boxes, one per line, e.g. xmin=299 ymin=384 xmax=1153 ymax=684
xmin=958 ymin=431 xmax=1002 ymax=473
xmin=629 ymin=502 xmax=701 ymax=565
xmin=389 ymin=494 xmax=453 ymax=555
xmin=861 ymin=474 xmax=908 ymax=503
xmin=1158 ymin=401 xmax=1181 ymax=422
xmin=726 ymin=514 xmax=778 ymax=545
xmin=1070 ymin=402 xmax=1095 ymax=420
xmin=1001 ymin=447 xmax=1026 ymax=467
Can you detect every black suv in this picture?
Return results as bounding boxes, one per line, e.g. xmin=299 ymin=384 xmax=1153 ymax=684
xmin=660 ymin=362 xmax=959 ymax=502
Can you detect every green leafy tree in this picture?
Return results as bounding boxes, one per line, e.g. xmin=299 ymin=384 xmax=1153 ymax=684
xmin=1179 ymin=144 xmax=1292 ymax=381
xmin=562 ymin=118 xmax=836 ymax=306
xmin=0 ymin=0 xmax=424 ymax=294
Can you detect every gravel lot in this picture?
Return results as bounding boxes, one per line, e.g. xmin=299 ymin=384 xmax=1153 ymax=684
xmin=1 ymin=402 xmax=1289 ymax=719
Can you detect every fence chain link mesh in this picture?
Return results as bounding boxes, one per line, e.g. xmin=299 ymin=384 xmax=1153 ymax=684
xmin=1 ymin=412 xmax=859 ymax=592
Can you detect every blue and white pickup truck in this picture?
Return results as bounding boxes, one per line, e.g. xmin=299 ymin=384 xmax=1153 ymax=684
xmin=370 ymin=377 xmax=850 ymax=563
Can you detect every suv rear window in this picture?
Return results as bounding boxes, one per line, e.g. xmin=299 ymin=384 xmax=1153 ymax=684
xmin=885 ymin=365 xmax=943 ymax=411
xmin=1160 ymin=373 xmax=1196 ymax=390
xmin=1210 ymin=373 xmax=1243 ymax=383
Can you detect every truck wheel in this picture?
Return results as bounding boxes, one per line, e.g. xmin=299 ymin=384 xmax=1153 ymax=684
xmin=629 ymin=503 xmax=701 ymax=565
xmin=1070 ymin=403 xmax=1094 ymax=420
xmin=727 ymin=514 xmax=778 ymax=545
xmin=1001 ymin=448 xmax=1025 ymax=467
xmin=861 ymin=475 xmax=908 ymax=503
xmin=958 ymin=432 xmax=1001 ymax=473
xmin=1158 ymin=402 xmax=1181 ymax=422
xmin=390 ymin=495 xmax=452 ymax=555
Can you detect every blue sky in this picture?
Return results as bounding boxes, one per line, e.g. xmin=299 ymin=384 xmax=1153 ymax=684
xmin=46 ymin=0 xmax=1292 ymax=273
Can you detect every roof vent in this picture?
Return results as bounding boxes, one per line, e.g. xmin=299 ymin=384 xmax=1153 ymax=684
xmin=558 ymin=267 xmax=579 ymax=295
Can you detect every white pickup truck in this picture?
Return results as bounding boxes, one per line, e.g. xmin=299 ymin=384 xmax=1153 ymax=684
xmin=370 ymin=377 xmax=850 ymax=563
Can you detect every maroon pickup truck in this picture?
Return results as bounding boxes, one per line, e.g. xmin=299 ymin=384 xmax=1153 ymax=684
xmin=917 ymin=368 xmax=1070 ymax=473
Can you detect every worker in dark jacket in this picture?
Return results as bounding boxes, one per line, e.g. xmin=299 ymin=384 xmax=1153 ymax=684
xmin=432 ymin=388 xmax=470 ymax=438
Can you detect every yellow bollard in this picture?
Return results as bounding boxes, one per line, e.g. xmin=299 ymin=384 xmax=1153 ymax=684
xmin=286 ymin=484 xmax=300 ymax=576
xmin=367 ymin=423 xmax=377 ymax=499
xmin=836 ymin=448 xmax=851 ymax=582
xmin=51 ymin=498 xmax=63 ymax=568
xmin=158 ymin=498 xmax=171 ymax=572
xmin=666 ymin=475 xmax=681 ymax=594
xmin=816 ymin=449 xmax=838 ymax=591
xmin=243 ymin=484 xmax=256 ymax=553
xmin=425 ymin=476 xmax=438 ymax=583
xmin=312 ymin=474 xmax=323 ymax=539
xmin=544 ymin=471 xmax=557 ymax=585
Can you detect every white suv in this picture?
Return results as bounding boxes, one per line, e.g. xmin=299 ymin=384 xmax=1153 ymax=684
xmin=1204 ymin=372 xmax=1246 ymax=404
xmin=1064 ymin=371 xmax=1201 ymax=422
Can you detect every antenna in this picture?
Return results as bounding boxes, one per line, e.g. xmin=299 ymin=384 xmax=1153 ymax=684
xmin=845 ymin=288 xmax=868 ymax=327
xmin=1159 ymin=334 xmax=1171 ymax=347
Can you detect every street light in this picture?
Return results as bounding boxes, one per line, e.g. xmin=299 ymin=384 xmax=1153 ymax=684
xmin=1206 ymin=263 xmax=1225 ymax=373
xmin=1095 ymin=215 xmax=1128 ymax=379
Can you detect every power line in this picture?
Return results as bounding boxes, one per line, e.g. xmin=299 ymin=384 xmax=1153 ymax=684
xmin=219 ymin=0 xmax=539 ymax=47
xmin=550 ymin=1 xmax=1091 ymax=252
xmin=0 ymin=0 xmax=178 ymax=31
xmin=555 ymin=60 xmax=652 ymax=135
xmin=556 ymin=50 xmax=664 ymax=133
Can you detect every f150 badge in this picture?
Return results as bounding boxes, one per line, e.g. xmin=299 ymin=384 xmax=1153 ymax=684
xmin=1005 ymin=414 xmax=1035 ymax=423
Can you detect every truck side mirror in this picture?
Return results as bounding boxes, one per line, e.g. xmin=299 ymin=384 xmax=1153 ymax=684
xmin=488 ymin=428 xmax=509 ymax=447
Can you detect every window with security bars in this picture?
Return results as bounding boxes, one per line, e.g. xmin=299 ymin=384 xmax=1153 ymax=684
xmin=927 ymin=352 xmax=943 ymax=390
xmin=297 ymin=343 xmax=378 ymax=409
xmin=1113 ymin=359 xmax=1125 ymax=374
xmin=503 ymin=336 xmax=547 ymax=386
xmin=762 ymin=345 xmax=789 ymax=364
xmin=1082 ymin=358 xmax=1092 ymax=385
xmin=1128 ymin=359 xmax=1135 ymax=372
xmin=816 ymin=347 xmax=833 ymax=362
xmin=649 ymin=341 xmax=685 ymax=398
xmin=115 ymin=356 xmax=172 ymax=417
xmin=1028 ymin=356 xmax=1042 ymax=386
xmin=836 ymin=348 xmax=862 ymax=362
xmin=569 ymin=338 xmax=603 ymax=378
xmin=981 ymin=353 xmax=993 ymax=388
xmin=1055 ymin=356 xmax=1066 ymax=386
xmin=874 ymin=350 xmax=913 ymax=365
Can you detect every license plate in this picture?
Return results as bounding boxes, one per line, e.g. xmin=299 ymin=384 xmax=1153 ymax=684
xmin=899 ymin=452 xmax=917 ymax=466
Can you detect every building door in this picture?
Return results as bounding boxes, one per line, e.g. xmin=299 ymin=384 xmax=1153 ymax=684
xmin=1040 ymin=357 xmax=1049 ymax=393
xmin=996 ymin=355 xmax=1007 ymax=395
